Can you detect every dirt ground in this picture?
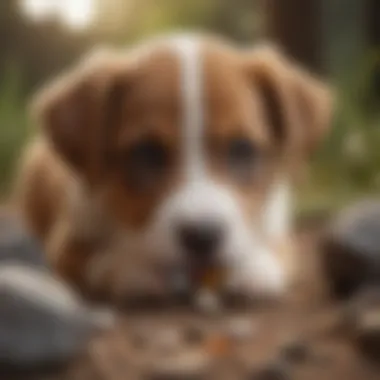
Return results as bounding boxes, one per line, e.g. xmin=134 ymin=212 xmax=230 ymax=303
xmin=13 ymin=221 xmax=380 ymax=380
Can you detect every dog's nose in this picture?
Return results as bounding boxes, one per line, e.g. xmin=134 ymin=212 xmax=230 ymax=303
xmin=177 ymin=221 xmax=224 ymax=258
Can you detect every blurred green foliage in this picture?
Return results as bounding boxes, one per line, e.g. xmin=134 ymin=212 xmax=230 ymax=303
xmin=300 ymin=49 xmax=380 ymax=213
xmin=0 ymin=63 xmax=29 ymax=195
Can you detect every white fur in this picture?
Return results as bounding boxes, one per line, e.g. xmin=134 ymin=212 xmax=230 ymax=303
xmin=173 ymin=36 xmax=205 ymax=179
xmin=262 ymin=178 xmax=292 ymax=240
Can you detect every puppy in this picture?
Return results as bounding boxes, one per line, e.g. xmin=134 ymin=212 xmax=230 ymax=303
xmin=15 ymin=34 xmax=333 ymax=302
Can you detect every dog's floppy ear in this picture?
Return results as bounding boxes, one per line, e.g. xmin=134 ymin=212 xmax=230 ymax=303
xmin=244 ymin=45 xmax=334 ymax=157
xmin=31 ymin=48 xmax=129 ymax=183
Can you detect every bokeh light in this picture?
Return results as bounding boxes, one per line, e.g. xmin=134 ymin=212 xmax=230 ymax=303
xmin=21 ymin=0 xmax=97 ymax=29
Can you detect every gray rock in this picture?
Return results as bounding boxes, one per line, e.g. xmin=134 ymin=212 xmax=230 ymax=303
xmin=170 ymin=270 xmax=191 ymax=296
xmin=322 ymin=200 xmax=380 ymax=298
xmin=0 ymin=214 xmax=46 ymax=269
xmin=153 ymin=327 xmax=182 ymax=353
xmin=0 ymin=264 xmax=114 ymax=372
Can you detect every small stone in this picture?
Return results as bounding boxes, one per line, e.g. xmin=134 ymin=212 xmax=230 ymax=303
xmin=281 ymin=340 xmax=311 ymax=363
xmin=344 ymin=287 xmax=380 ymax=361
xmin=132 ymin=332 xmax=147 ymax=350
xmin=154 ymin=328 xmax=182 ymax=353
xmin=146 ymin=351 xmax=210 ymax=380
xmin=194 ymin=288 xmax=222 ymax=315
xmin=344 ymin=286 xmax=380 ymax=327
xmin=170 ymin=271 xmax=190 ymax=295
xmin=355 ymin=328 xmax=380 ymax=362
xmin=225 ymin=317 xmax=257 ymax=342
xmin=129 ymin=324 xmax=147 ymax=348
xmin=89 ymin=308 xmax=116 ymax=330
xmin=310 ymin=350 xmax=335 ymax=368
xmin=354 ymin=310 xmax=380 ymax=361
xmin=184 ymin=325 xmax=205 ymax=345
xmin=250 ymin=360 xmax=291 ymax=380
xmin=361 ymin=310 xmax=380 ymax=329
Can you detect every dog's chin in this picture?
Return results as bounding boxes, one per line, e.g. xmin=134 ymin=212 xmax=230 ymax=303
xmin=223 ymin=250 xmax=288 ymax=303
xmin=111 ymin=259 xmax=287 ymax=311
xmin=112 ymin=236 xmax=287 ymax=306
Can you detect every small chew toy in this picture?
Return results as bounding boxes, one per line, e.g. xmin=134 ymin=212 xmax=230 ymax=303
xmin=200 ymin=267 xmax=225 ymax=290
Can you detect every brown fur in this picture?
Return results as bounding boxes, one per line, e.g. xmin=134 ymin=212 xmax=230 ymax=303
xmin=14 ymin=36 xmax=333 ymax=300
xmin=15 ymin=137 xmax=70 ymax=242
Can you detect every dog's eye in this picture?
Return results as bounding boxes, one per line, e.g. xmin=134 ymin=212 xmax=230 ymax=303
xmin=228 ymin=138 xmax=256 ymax=162
xmin=124 ymin=139 xmax=168 ymax=190
xmin=226 ymin=137 xmax=257 ymax=182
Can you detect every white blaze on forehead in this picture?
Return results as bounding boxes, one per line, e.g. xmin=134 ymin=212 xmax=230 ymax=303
xmin=169 ymin=36 xmax=205 ymax=180
xmin=263 ymin=179 xmax=292 ymax=240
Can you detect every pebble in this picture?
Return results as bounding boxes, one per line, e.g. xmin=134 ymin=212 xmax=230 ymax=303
xmin=360 ymin=310 xmax=380 ymax=330
xmin=355 ymin=330 xmax=380 ymax=363
xmin=194 ymin=288 xmax=222 ymax=315
xmin=146 ymin=350 xmax=210 ymax=380
xmin=250 ymin=359 xmax=292 ymax=380
xmin=280 ymin=340 xmax=311 ymax=363
xmin=132 ymin=330 xmax=148 ymax=350
xmin=89 ymin=308 xmax=116 ymax=330
xmin=0 ymin=264 xmax=111 ymax=372
xmin=344 ymin=286 xmax=380 ymax=329
xmin=225 ymin=316 xmax=257 ymax=342
xmin=321 ymin=200 xmax=380 ymax=298
xmin=344 ymin=287 xmax=380 ymax=361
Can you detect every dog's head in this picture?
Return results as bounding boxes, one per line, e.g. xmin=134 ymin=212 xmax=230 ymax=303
xmin=32 ymin=34 xmax=333 ymax=299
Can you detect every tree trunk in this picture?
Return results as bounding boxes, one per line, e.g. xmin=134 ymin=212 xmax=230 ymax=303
xmin=368 ymin=0 xmax=380 ymax=47
xmin=262 ymin=0 xmax=323 ymax=74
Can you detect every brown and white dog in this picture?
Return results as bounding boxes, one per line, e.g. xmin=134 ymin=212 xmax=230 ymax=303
xmin=15 ymin=34 xmax=333 ymax=303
